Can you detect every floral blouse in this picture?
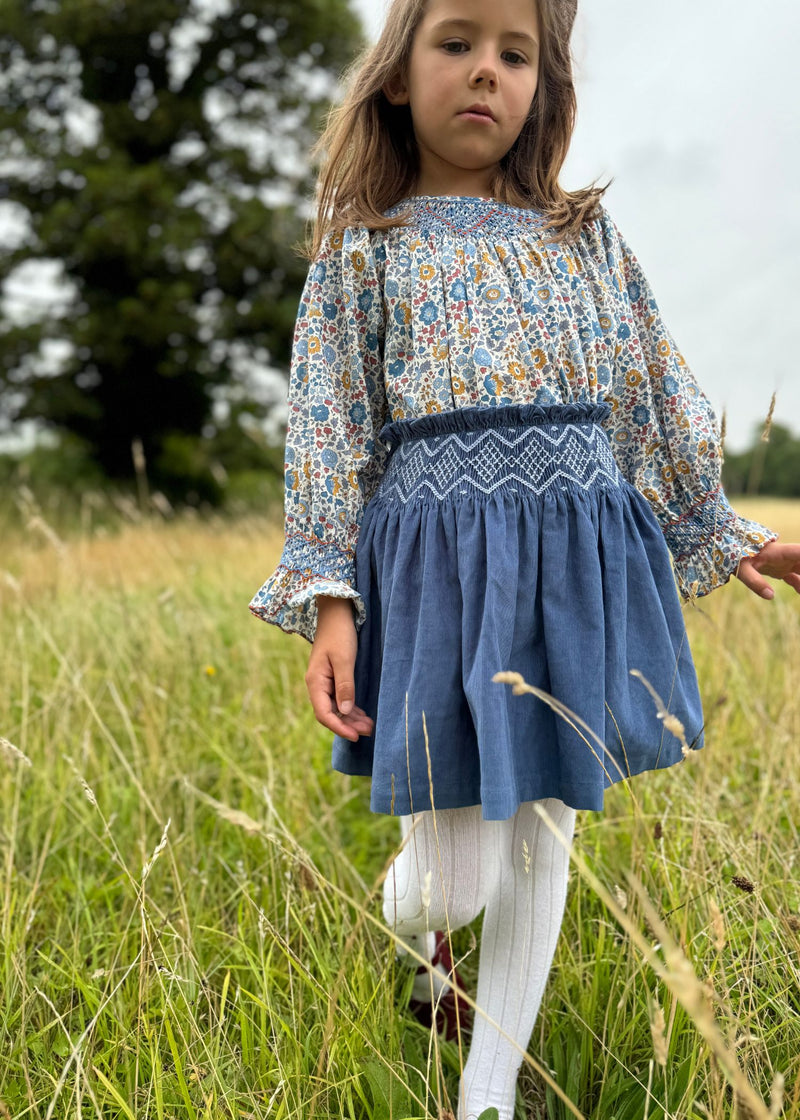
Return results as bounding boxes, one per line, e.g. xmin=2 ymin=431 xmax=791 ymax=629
xmin=250 ymin=195 xmax=775 ymax=641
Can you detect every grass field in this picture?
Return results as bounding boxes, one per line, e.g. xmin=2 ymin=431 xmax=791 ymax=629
xmin=1 ymin=495 xmax=799 ymax=1119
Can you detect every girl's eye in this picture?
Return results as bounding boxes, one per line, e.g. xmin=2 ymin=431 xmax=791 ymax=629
xmin=441 ymin=41 xmax=528 ymax=66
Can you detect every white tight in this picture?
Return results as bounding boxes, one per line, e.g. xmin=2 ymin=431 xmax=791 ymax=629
xmin=383 ymin=799 xmax=577 ymax=1120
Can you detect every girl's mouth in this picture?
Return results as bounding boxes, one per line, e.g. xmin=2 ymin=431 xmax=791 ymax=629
xmin=459 ymin=104 xmax=496 ymax=123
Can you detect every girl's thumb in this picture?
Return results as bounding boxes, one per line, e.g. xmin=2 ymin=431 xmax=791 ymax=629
xmin=336 ymin=683 xmax=354 ymax=715
xmin=331 ymin=650 xmax=356 ymax=715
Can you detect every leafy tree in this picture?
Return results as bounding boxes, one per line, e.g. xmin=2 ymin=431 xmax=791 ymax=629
xmin=723 ymin=423 xmax=800 ymax=498
xmin=0 ymin=0 xmax=362 ymax=499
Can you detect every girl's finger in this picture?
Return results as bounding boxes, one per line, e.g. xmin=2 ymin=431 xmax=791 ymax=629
xmin=309 ymin=691 xmax=358 ymax=738
xmin=339 ymin=710 xmax=375 ymax=739
xmin=736 ymin=559 xmax=774 ymax=600
xmin=782 ymin=572 xmax=800 ymax=594
xmin=305 ymin=667 xmax=339 ymax=720
xmin=319 ymin=707 xmax=373 ymax=742
xmin=305 ymin=671 xmax=373 ymax=740
xmin=339 ymin=702 xmax=373 ymax=725
xmin=330 ymin=665 xmax=356 ymax=715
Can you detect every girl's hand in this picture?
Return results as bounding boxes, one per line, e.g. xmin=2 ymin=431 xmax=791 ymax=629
xmin=736 ymin=541 xmax=800 ymax=600
xmin=305 ymin=596 xmax=375 ymax=742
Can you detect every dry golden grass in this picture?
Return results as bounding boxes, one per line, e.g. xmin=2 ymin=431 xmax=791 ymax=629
xmin=1 ymin=496 xmax=799 ymax=1119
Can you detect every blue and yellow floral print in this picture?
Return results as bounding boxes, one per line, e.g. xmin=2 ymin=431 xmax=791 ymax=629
xmin=250 ymin=196 xmax=774 ymax=641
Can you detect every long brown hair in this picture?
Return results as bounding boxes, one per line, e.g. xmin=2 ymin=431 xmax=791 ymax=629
xmin=307 ymin=0 xmax=606 ymax=256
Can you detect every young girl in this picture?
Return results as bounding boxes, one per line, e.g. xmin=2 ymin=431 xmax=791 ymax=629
xmin=250 ymin=0 xmax=800 ymax=1115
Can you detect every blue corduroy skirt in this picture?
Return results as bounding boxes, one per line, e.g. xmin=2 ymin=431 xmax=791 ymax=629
xmin=331 ymin=403 xmax=704 ymax=820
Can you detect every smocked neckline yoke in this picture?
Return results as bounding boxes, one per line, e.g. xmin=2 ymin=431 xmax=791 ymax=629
xmin=388 ymin=194 xmax=551 ymax=235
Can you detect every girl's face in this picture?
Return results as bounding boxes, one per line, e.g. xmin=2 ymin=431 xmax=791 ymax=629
xmin=385 ymin=0 xmax=540 ymax=198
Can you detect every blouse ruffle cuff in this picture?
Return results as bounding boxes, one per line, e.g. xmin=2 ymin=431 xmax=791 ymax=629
xmin=248 ymin=534 xmax=364 ymax=643
xmin=662 ymin=485 xmax=777 ymax=599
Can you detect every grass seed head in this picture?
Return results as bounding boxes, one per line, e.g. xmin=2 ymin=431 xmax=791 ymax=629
xmin=629 ymin=670 xmax=690 ymax=753
xmin=769 ymin=1071 xmax=785 ymax=1119
xmin=0 ymin=736 xmax=32 ymax=768
xmin=142 ymin=819 xmax=172 ymax=882
xmin=492 ymin=670 xmax=528 ymax=695
xmin=63 ymin=754 xmax=98 ymax=807
xmin=709 ymin=898 xmax=726 ymax=951
xmin=650 ymin=1003 xmax=668 ymax=1066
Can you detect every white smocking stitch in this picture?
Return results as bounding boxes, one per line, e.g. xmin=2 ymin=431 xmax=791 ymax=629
xmin=377 ymin=424 xmax=621 ymax=505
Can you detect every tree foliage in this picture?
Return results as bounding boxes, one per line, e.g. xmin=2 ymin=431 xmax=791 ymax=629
xmin=723 ymin=423 xmax=800 ymax=498
xmin=0 ymin=0 xmax=362 ymax=498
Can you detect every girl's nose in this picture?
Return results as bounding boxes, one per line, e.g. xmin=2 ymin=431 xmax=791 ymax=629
xmin=469 ymin=53 xmax=499 ymax=90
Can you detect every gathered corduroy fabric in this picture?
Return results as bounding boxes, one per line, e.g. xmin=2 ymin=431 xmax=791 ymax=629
xmin=331 ymin=403 xmax=704 ymax=820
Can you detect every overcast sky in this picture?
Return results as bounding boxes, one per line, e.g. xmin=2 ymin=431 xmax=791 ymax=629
xmin=352 ymin=0 xmax=800 ymax=451
xmin=2 ymin=3 xmax=796 ymax=452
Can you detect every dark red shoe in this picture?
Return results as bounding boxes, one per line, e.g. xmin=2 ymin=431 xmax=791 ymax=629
xmin=408 ymin=931 xmax=472 ymax=1041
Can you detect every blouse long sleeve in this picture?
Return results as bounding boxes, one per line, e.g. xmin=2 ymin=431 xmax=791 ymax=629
xmin=600 ymin=214 xmax=776 ymax=598
xmin=249 ymin=227 xmax=388 ymax=641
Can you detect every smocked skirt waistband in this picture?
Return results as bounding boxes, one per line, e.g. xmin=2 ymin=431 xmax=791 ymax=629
xmin=375 ymin=402 xmax=620 ymax=507
xmin=379 ymin=401 xmax=611 ymax=446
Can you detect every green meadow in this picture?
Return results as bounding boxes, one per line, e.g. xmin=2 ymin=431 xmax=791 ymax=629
xmin=1 ymin=495 xmax=799 ymax=1119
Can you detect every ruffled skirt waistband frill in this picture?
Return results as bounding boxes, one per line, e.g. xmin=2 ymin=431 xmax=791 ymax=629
xmin=331 ymin=403 xmax=704 ymax=820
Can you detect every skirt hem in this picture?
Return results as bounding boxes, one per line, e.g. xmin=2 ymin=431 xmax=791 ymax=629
xmin=330 ymin=739 xmax=704 ymax=819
